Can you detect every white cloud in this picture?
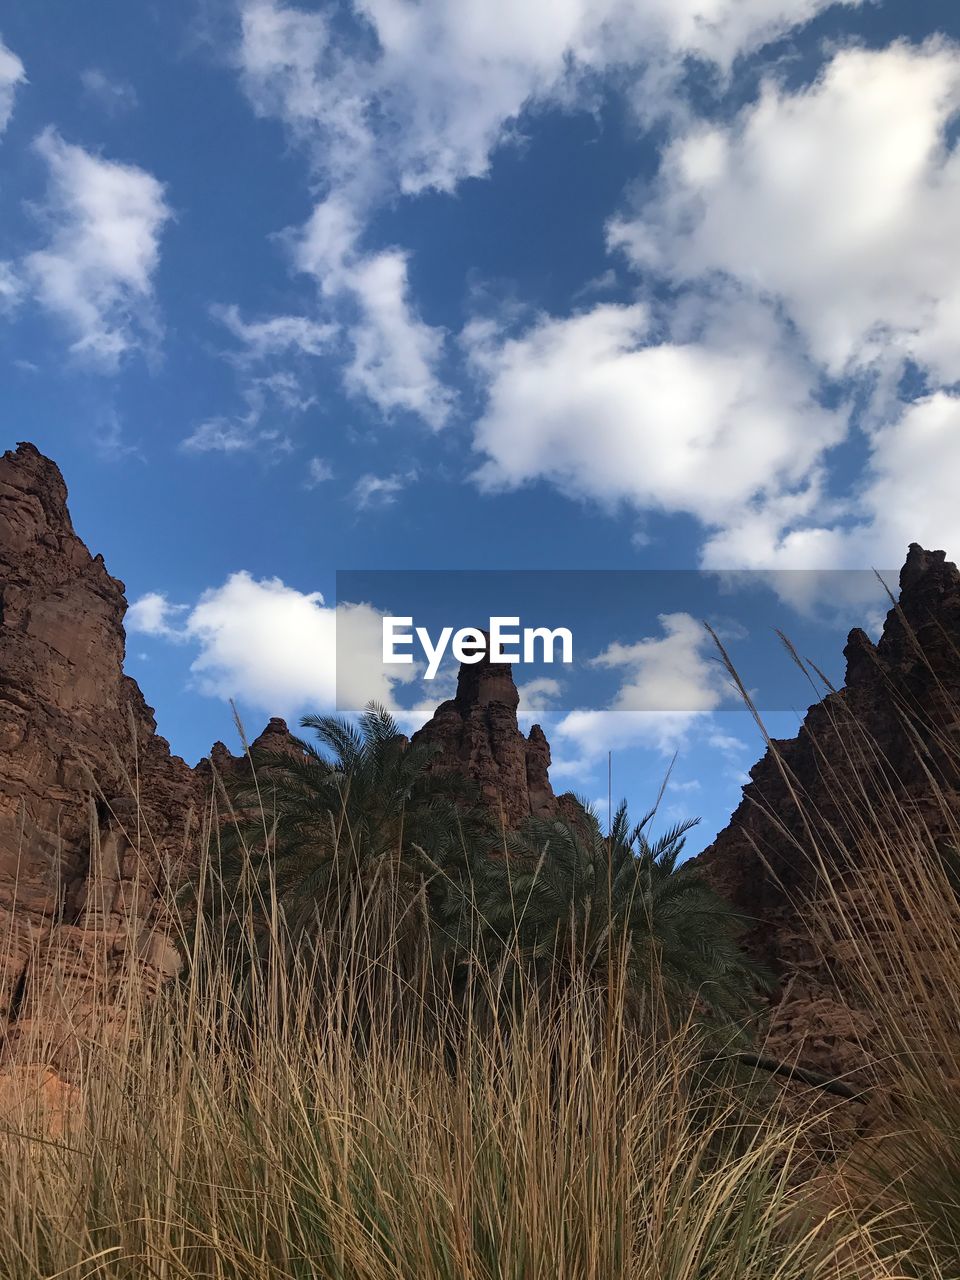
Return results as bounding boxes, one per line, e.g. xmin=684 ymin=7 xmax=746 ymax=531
xmin=186 ymin=573 xmax=336 ymax=714
xmin=292 ymin=197 xmax=452 ymax=428
xmin=180 ymin=413 xmax=291 ymax=456
xmin=667 ymin=778 xmax=702 ymax=793
xmin=591 ymin=614 xmax=727 ymax=713
xmin=703 ymin=390 xmax=960 ymax=571
xmin=305 ymin=456 xmax=333 ymax=486
xmin=469 ymin=37 xmax=960 ymax=581
xmin=80 ymin=68 xmax=138 ymax=113
xmin=613 ymin=40 xmax=960 ymax=385
xmin=144 ymin=572 xmax=415 ymax=719
xmin=549 ymin=755 xmax=595 ymax=781
xmin=239 ymin=0 xmax=858 ymax=198
xmin=517 ymin=676 xmax=562 ymax=724
xmin=24 ymin=129 xmax=171 ymax=367
xmin=343 ymin=248 xmax=452 ymax=427
xmin=238 ymin=0 xmax=852 ymax=431
xmin=469 ymin=298 xmax=843 ymax=527
xmin=239 ymin=1 xmax=374 ymax=193
xmin=0 ymin=261 xmax=23 ymax=310
xmin=127 ymin=591 xmax=188 ymax=639
xmin=556 ymin=612 xmax=729 ymax=757
xmin=0 ymin=36 xmax=25 ymax=134
xmin=857 ymin=393 xmax=960 ymax=558
xmin=214 ymin=302 xmax=337 ymax=359
xmin=181 ymin=306 xmax=336 ymax=455
xmin=350 ymin=469 xmax=414 ymax=509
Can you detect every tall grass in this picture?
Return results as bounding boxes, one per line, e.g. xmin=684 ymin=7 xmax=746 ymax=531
xmin=4 ymin=625 xmax=960 ymax=1276
xmin=711 ymin=619 xmax=960 ymax=1276
xmin=0 ymin=803 xmax=895 ymax=1280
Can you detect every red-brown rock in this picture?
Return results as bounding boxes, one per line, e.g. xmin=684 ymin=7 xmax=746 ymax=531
xmin=0 ymin=442 xmax=201 ymax=1071
xmin=411 ymin=647 xmax=559 ymax=828
xmin=696 ymin=543 xmax=960 ymax=1076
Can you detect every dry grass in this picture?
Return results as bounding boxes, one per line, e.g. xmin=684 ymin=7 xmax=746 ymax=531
xmin=2 ymin=636 xmax=960 ymax=1276
xmin=0 ymin=945 xmax=889 ymax=1278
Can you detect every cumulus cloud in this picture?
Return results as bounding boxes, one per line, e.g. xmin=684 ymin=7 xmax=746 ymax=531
xmin=233 ymin=1 xmax=960 ymax=581
xmin=468 ymin=38 xmax=960 ymax=574
xmin=596 ymin=40 xmax=960 ymax=570
xmin=702 ymin=391 xmax=960 ymax=571
xmin=24 ymin=129 xmax=171 ymax=367
xmin=292 ymin=197 xmax=453 ymax=428
xmin=132 ymin=574 xmax=415 ymax=720
xmin=0 ymin=36 xmax=25 ymax=134
xmin=239 ymin=0 xmax=858 ymax=198
xmin=469 ymin=298 xmax=842 ymax=528
xmin=613 ymin=41 xmax=960 ymax=384
xmin=459 ymin=38 xmax=960 ymax=575
xmin=186 ymin=573 xmax=337 ymax=714
xmin=126 ymin=591 xmax=187 ymax=638
xmin=236 ymin=0 xmax=850 ymax=431
xmin=556 ymin=612 xmax=729 ymax=757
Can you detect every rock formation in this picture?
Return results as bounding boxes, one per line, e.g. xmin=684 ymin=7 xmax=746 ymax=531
xmin=0 ymin=442 xmax=201 ymax=1071
xmin=411 ymin=647 xmax=559 ymax=828
xmin=697 ymin=543 xmax=960 ymax=1076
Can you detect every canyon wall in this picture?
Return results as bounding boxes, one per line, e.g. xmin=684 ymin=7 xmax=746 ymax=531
xmin=0 ymin=442 xmax=201 ymax=1070
xmin=698 ymin=544 xmax=960 ymax=1075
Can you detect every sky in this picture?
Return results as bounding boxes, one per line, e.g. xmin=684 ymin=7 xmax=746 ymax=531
xmin=2 ymin=0 xmax=959 ymax=853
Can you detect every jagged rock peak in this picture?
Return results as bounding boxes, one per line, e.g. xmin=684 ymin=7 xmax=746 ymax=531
xmin=412 ymin=646 xmax=557 ymax=828
xmin=199 ymin=717 xmax=302 ymax=780
xmin=452 ymin=644 xmax=520 ymax=713
xmin=253 ymin=716 xmax=293 ymax=745
xmin=700 ymin=543 xmax=960 ymax=913
xmin=696 ymin=543 xmax=960 ymax=1080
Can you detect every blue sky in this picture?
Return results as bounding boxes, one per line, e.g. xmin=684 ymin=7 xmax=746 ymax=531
xmin=2 ymin=0 xmax=959 ymax=852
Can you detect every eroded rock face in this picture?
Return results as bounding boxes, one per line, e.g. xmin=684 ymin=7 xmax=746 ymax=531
xmin=0 ymin=442 xmax=200 ymax=1070
xmin=411 ymin=649 xmax=559 ymax=828
xmin=697 ymin=544 xmax=960 ymax=1076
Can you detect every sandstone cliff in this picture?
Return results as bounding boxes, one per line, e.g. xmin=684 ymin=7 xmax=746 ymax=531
xmin=0 ymin=442 xmax=200 ymax=1069
xmin=698 ymin=544 xmax=960 ymax=1076
xmin=411 ymin=647 xmax=559 ymax=828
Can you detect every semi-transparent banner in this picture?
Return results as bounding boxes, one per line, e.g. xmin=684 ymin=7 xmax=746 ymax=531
xmin=333 ymin=569 xmax=898 ymax=719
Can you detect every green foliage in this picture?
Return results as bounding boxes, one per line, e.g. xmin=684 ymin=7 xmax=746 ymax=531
xmin=433 ymin=800 xmax=768 ymax=1027
xmin=218 ymin=703 xmax=487 ymax=953
xmin=209 ymin=702 xmax=764 ymax=1034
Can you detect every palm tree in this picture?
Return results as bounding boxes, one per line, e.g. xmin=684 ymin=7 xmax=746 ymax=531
xmin=217 ymin=703 xmax=489 ymax=984
xmin=435 ymin=801 xmax=767 ymax=1028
